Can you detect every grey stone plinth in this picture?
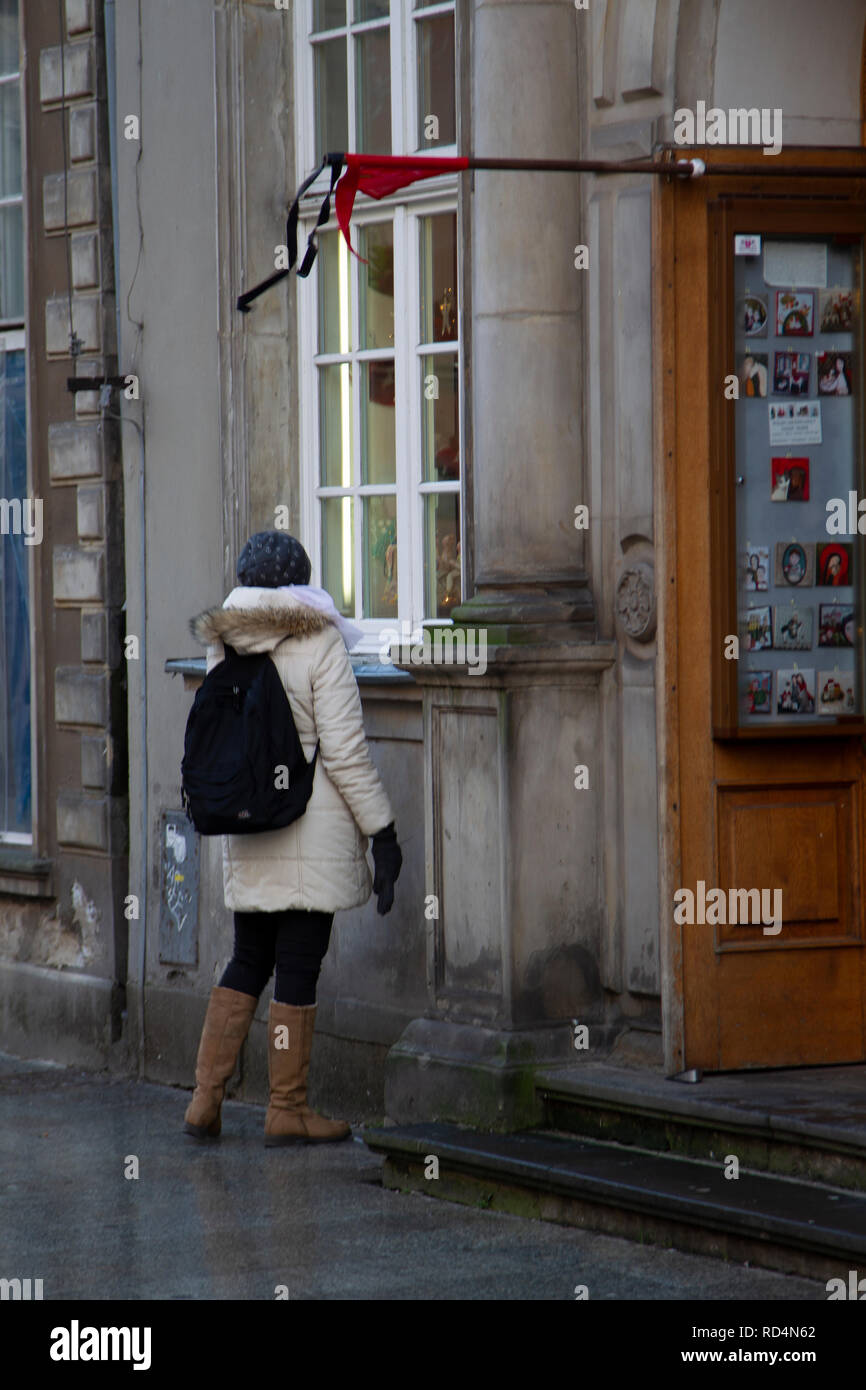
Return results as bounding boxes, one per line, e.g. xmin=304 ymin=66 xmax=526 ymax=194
xmin=0 ymin=962 xmax=116 ymax=1069
xmin=386 ymin=641 xmax=617 ymax=1111
xmin=48 ymin=422 xmax=103 ymax=481
xmin=53 ymin=545 xmax=104 ymax=604
xmin=450 ymin=583 xmax=596 ymax=642
xmin=384 ymin=1017 xmax=579 ymax=1131
xmin=54 ymin=667 xmax=108 ymax=727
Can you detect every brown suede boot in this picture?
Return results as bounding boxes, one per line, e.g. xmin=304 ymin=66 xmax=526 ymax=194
xmin=183 ymin=985 xmax=258 ymax=1139
xmin=264 ymin=1000 xmax=351 ymax=1146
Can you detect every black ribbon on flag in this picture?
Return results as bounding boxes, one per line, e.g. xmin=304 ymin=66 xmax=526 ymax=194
xmin=237 ymin=152 xmax=344 ymax=313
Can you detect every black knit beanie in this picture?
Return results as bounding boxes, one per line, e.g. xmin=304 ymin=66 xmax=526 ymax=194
xmin=236 ymin=531 xmax=312 ymax=588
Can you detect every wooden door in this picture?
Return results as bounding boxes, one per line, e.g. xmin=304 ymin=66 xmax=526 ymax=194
xmin=659 ymin=147 xmax=866 ymax=1070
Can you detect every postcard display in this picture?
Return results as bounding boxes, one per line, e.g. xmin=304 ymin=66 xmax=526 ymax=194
xmin=735 ymin=236 xmax=863 ymax=725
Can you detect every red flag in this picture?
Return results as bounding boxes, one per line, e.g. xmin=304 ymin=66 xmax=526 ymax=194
xmin=335 ymin=155 xmax=469 ymax=261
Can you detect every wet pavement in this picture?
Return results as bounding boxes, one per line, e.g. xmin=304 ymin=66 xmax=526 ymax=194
xmin=0 ymin=1054 xmax=828 ymax=1301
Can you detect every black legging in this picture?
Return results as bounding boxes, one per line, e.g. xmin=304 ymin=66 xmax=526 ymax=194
xmin=218 ymin=909 xmax=334 ymax=1005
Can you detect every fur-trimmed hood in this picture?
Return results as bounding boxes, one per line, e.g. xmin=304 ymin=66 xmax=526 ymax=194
xmin=190 ymin=585 xmax=355 ymax=655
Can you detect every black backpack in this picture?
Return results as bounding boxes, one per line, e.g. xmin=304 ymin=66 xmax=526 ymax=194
xmin=181 ymin=642 xmax=318 ymax=835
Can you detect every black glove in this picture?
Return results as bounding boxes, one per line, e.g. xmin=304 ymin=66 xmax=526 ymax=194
xmin=371 ymin=822 xmax=402 ymax=915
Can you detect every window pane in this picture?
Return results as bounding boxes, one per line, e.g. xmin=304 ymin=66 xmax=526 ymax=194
xmin=0 ymin=204 xmax=23 ymax=321
xmin=0 ymin=346 xmax=31 ymax=834
xmin=361 ymin=360 xmax=395 ymax=484
xmin=313 ymin=0 xmax=347 ymax=33
xmin=363 ymin=495 xmax=397 ymax=617
xmin=0 ymin=78 xmax=21 ymax=196
xmin=421 ymin=353 xmax=458 ymax=481
xmin=425 ymin=491 xmax=461 ymax=618
xmin=734 ymin=234 xmax=864 ymax=726
xmin=319 ymin=362 xmax=354 ymax=487
xmin=321 ymin=496 xmax=355 ymax=616
xmin=354 ymin=0 xmax=389 ymax=19
xmin=355 ymin=27 xmax=391 ymax=153
xmin=358 ymin=223 xmax=393 ymax=349
xmin=416 ymin=13 xmax=455 ymax=148
xmin=315 ymin=37 xmax=349 ymax=155
xmin=419 ymin=212 xmax=458 ymax=343
xmin=317 ymin=231 xmax=352 ymax=354
xmin=0 ymin=0 xmax=18 ymax=75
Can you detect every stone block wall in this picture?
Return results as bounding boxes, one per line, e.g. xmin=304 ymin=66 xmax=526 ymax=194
xmin=0 ymin=0 xmax=129 ymax=1068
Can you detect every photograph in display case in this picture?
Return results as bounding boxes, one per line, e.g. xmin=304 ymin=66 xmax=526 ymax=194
xmin=816 ymin=542 xmax=852 ymax=586
xmin=742 ymin=671 xmax=772 ymax=715
xmin=818 ymin=287 xmax=855 ymax=333
xmin=741 ymin=606 xmax=773 ymax=651
xmin=774 ymin=540 xmax=814 ymax=587
xmin=773 ymin=604 xmax=813 ymax=650
xmin=818 ymin=669 xmax=856 ymax=715
xmin=818 ymin=604 xmax=856 ymax=648
xmin=772 ymin=351 xmax=810 ymax=395
xmin=738 ymin=294 xmax=768 ymax=337
xmin=770 ymin=456 xmax=810 ymax=501
xmin=776 ymin=668 xmax=815 ymax=714
xmin=816 ymin=351 xmax=853 ymax=396
xmin=741 ymin=546 xmax=770 ymax=591
xmin=775 ymin=290 xmax=814 ymax=336
xmin=737 ymin=353 xmax=768 ymax=397
xmin=733 ymin=231 xmax=862 ymax=728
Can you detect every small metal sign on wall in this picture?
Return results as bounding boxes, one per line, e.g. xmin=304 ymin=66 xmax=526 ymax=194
xmin=158 ymin=810 xmax=200 ymax=965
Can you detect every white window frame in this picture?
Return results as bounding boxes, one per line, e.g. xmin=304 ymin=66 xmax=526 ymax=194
xmin=293 ymin=0 xmax=461 ymax=654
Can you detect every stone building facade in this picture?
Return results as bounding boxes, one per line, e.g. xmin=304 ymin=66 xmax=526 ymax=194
xmin=2 ymin=0 xmax=865 ymax=1124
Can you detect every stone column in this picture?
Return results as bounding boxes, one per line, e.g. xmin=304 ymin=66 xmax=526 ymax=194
xmin=452 ymin=0 xmax=592 ymax=640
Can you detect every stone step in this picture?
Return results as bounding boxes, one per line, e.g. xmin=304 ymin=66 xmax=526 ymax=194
xmin=534 ymin=1061 xmax=866 ymax=1190
xmin=363 ymin=1121 xmax=866 ymax=1280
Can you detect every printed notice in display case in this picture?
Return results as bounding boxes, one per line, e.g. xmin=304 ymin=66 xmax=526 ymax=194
xmin=734 ymin=234 xmax=863 ymax=727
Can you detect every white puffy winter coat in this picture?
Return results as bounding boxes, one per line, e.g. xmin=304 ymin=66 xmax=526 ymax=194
xmin=190 ymin=587 xmax=394 ymax=914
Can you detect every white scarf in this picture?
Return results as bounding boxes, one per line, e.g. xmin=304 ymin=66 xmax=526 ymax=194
xmin=222 ymin=583 xmax=363 ymax=651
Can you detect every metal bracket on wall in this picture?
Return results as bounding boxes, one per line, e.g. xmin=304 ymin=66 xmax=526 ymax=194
xmin=66 ymin=375 xmax=129 ymax=394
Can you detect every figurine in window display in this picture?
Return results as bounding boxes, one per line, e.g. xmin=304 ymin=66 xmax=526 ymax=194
xmin=436 ymin=532 xmax=461 ymax=612
xmin=435 ymin=432 xmax=460 ymax=479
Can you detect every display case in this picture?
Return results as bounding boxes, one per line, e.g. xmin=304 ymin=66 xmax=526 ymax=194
xmin=710 ymin=202 xmax=866 ymax=736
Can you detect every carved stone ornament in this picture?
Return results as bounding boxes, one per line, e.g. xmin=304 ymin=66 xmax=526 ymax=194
xmin=615 ymin=561 xmax=656 ymax=643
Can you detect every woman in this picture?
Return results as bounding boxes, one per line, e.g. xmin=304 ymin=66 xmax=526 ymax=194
xmin=183 ymin=531 xmax=402 ymax=1146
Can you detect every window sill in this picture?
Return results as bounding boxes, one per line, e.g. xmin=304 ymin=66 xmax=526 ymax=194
xmin=0 ymin=849 xmax=55 ymax=900
xmin=165 ymin=655 xmax=416 ymax=687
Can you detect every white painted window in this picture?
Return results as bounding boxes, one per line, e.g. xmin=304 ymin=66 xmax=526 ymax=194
xmin=294 ymin=0 xmax=461 ymax=652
